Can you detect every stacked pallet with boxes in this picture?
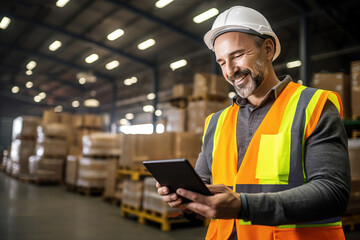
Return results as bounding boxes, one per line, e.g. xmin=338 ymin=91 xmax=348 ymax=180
xmin=8 ymin=116 xmax=40 ymax=176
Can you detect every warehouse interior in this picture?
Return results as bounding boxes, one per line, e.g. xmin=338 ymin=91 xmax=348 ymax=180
xmin=1 ymin=0 xmax=360 ymax=239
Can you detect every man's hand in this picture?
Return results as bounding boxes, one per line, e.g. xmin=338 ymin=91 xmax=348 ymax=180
xmin=177 ymin=184 xmax=242 ymax=219
xmin=156 ymin=181 xmax=185 ymax=209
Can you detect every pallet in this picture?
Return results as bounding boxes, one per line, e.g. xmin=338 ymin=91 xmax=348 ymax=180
xmin=82 ymin=154 xmax=120 ymax=159
xmin=169 ymin=97 xmax=188 ymax=109
xmin=121 ymin=204 xmax=188 ymax=231
xmin=18 ymin=174 xmax=62 ymax=185
xmin=117 ymin=167 xmax=151 ymax=181
xmin=76 ymin=186 xmax=104 ymax=196
xmin=342 ymin=214 xmax=360 ymax=231
xmin=103 ymin=196 xmax=121 ymax=206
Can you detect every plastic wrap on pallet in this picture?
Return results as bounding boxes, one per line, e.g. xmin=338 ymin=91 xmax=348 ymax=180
xmin=142 ymin=177 xmax=180 ymax=214
xmin=103 ymin=159 xmax=118 ymax=198
xmin=29 ymin=155 xmax=64 ymax=181
xmin=10 ymin=139 xmax=36 ymax=174
xmin=36 ymin=139 xmax=68 ymax=157
xmin=82 ymin=133 xmax=121 ymax=156
xmin=76 ymin=157 xmax=108 ymax=188
xmin=122 ymin=179 xmax=143 ymax=209
xmin=66 ymin=155 xmax=78 ymax=185
xmin=37 ymin=123 xmax=68 ymax=141
xmin=12 ymin=116 xmax=40 ymax=139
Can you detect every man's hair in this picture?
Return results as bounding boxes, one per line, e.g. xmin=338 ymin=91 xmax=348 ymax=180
xmin=252 ymin=35 xmax=265 ymax=48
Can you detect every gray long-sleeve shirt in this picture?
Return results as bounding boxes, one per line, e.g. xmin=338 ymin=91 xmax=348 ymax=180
xmin=195 ymin=75 xmax=351 ymax=227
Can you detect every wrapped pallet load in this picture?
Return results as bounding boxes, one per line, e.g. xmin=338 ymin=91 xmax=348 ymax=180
xmin=28 ymin=155 xmax=64 ymax=182
xmin=122 ymin=179 xmax=143 ymax=209
xmin=82 ymin=132 xmax=121 ymax=157
xmin=76 ymin=157 xmax=108 ymax=188
xmin=346 ymin=139 xmax=360 ymax=215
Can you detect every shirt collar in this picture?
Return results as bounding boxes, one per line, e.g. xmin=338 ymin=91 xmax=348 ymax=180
xmin=232 ymin=75 xmax=293 ymax=107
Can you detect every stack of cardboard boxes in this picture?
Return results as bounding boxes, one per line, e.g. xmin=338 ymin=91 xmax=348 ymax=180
xmin=351 ymin=61 xmax=360 ymax=119
xmin=9 ymin=116 xmax=40 ymax=176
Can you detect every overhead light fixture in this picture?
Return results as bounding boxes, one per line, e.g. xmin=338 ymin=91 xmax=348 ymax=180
xmin=79 ymin=77 xmax=86 ymax=85
xmin=119 ymin=118 xmax=129 ymax=125
xmin=26 ymin=81 xmax=33 ymax=88
xmin=11 ymin=86 xmax=19 ymax=94
xmin=107 ymin=29 xmax=124 ymax=41
xmin=138 ymin=39 xmax=156 ymax=50
xmin=49 ymin=40 xmax=62 ymax=51
xmin=286 ymin=60 xmax=302 ymax=69
xmin=143 ymin=105 xmax=155 ymax=113
xmin=147 ymin=93 xmax=156 ymax=100
xmin=26 ymin=70 xmax=33 ymax=76
xmin=34 ymin=95 xmax=41 ymax=102
xmin=170 ymin=59 xmax=187 ymax=71
xmin=125 ymin=113 xmax=134 ymax=120
xmin=26 ymin=61 xmax=37 ymax=70
xmin=193 ymin=8 xmax=219 ymax=24
xmin=84 ymin=98 xmax=100 ymax=108
xmin=38 ymin=92 xmax=46 ymax=99
xmin=155 ymin=0 xmax=173 ymax=8
xmin=85 ymin=54 xmax=99 ymax=64
xmin=72 ymin=100 xmax=80 ymax=108
xmin=105 ymin=60 xmax=120 ymax=70
xmin=124 ymin=76 xmax=137 ymax=86
xmin=54 ymin=105 xmax=63 ymax=112
xmin=0 ymin=17 xmax=11 ymax=30
xmin=56 ymin=0 xmax=70 ymax=8
xmin=228 ymin=92 xmax=236 ymax=99
xmin=155 ymin=110 xmax=162 ymax=116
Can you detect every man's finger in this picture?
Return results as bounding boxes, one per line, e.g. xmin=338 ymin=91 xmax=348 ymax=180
xmin=176 ymin=188 xmax=207 ymax=204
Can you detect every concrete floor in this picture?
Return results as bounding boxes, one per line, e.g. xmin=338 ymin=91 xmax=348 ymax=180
xmin=1 ymin=172 xmax=360 ymax=240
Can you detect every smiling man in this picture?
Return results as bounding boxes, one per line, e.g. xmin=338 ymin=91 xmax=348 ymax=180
xmin=157 ymin=6 xmax=350 ymax=240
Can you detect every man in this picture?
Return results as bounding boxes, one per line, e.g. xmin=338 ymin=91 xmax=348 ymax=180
xmin=157 ymin=6 xmax=350 ymax=239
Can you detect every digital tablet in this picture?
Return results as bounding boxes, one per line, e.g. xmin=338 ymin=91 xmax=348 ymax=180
xmin=143 ymin=158 xmax=212 ymax=202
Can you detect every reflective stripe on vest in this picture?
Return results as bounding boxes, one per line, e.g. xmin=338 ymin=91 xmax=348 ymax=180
xmin=202 ymin=82 xmax=345 ymax=240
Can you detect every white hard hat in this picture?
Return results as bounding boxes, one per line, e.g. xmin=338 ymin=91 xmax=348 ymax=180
xmin=204 ymin=6 xmax=281 ymax=61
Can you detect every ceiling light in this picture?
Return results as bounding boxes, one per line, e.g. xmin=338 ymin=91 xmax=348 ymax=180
xmin=56 ymin=0 xmax=70 ymax=8
xmin=124 ymin=76 xmax=137 ymax=86
xmin=170 ymin=59 xmax=187 ymax=71
xmin=105 ymin=60 xmax=120 ymax=70
xmin=26 ymin=70 xmax=33 ymax=76
xmin=79 ymin=77 xmax=86 ymax=85
xmin=193 ymin=8 xmax=219 ymax=24
xmin=107 ymin=29 xmax=124 ymax=41
xmin=26 ymin=61 xmax=37 ymax=70
xmin=131 ymin=77 xmax=137 ymax=84
xmin=34 ymin=95 xmax=41 ymax=102
xmin=138 ymin=39 xmax=156 ymax=50
xmin=125 ymin=113 xmax=134 ymax=120
xmin=228 ymin=92 xmax=236 ymax=99
xmin=147 ymin=93 xmax=156 ymax=100
xmin=119 ymin=118 xmax=129 ymax=125
xmin=143 ymin=105 xmax=155 ymax=113
xmin=85 ymin=54 xmax=99 ymax=64
xmin=286 ymin=60 xmax=302 ymax=69
xmin=11 ymin=86 xmax=19 ymax=94
xmin=54 ymin=105 xmax=63 ymax=112
xmin=155 ymin=0 xmax=173 ymax=8
xmin=26 ymin=81 xmax=33 ymax=88
xmin=155 ymin=110 xmax=162 ymax=116
xmin=49 ymin=40 xmax=62 ymax=51
xmin=84 ymin=98 xmax=100 ymax=108
xmin=38 ymin=92 xmax=46 ymax=99
xmin=72 ymin=100 xmax=80 ymax=108
xmin=0 ymin=17 xmax=11 ymax=30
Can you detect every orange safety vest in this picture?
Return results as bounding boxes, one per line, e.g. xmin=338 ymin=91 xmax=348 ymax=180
xmin=202 ymin=82 xmax=345 ymax=240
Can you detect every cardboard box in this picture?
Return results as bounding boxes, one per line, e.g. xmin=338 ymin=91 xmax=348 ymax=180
xmin=12 ymin=116 xmax=40 ymax=139
xmin=103 ymin=159 xmax=119 ymax=198
xmin=193 ymin=73 xmax=229 ymax=98
xmin=76 ymin=157 xmax=109 ymax=188
xmin=166 ymin=108 xmax=187 ymax=132
xmin=37 ymin=123 xmax=68 ymax=140
xmin=29 ymin=155 xmax=64 ymax=181
xmin=43 ymin=109 xmax=59 ymax=124
xmin=65 ymin=155 xmax=78 ymax=185
xmin=174 ymin=132 xmax=202 ymax=159
xmin=10 ymin=139 xmax=36 ymax=174
xmin=311 ymin=72 xmax=351 ymax=119
xmin=187 ymin=100 xmax=228 ymax=134
xmin=351 ymin=61 xmax=360 ymax=118
xmin=172 ymin=84 xmax=193 ymax=98
xmin=82 ymin=133 xmax=121 ymax=156
xmin=122 ymin=179 xmax=143 ymax=208
xmin=36 ymin=138 xmax=68 ymax=157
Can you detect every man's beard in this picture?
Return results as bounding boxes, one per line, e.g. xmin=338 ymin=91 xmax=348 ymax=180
xmin=228 ymin=58 xmax=266 ymax=98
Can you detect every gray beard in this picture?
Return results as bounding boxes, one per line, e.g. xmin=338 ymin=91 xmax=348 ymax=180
xmin=235 ymin=74 xmax=263 ymax=98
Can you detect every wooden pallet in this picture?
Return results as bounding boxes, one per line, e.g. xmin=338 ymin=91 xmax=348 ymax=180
xmin=76 ymin=186 xmax=104 ymax=196
xmin=18 ymin=174 xmax=62 ymax=185
xmin=121 ymin=204 xmax=188 ymax=231
xmin=117 ymin=167 xmax=151 ymax=181
xmin=342 ymin=214 xmax=360 ymax=231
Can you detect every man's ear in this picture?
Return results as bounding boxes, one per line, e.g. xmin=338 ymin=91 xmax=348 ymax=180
xmin=264 ymin=38 xmax=275 ymax=60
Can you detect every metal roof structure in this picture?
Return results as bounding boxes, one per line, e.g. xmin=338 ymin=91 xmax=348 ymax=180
xmin=1 ymin=0 xmax=360 ymax=127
